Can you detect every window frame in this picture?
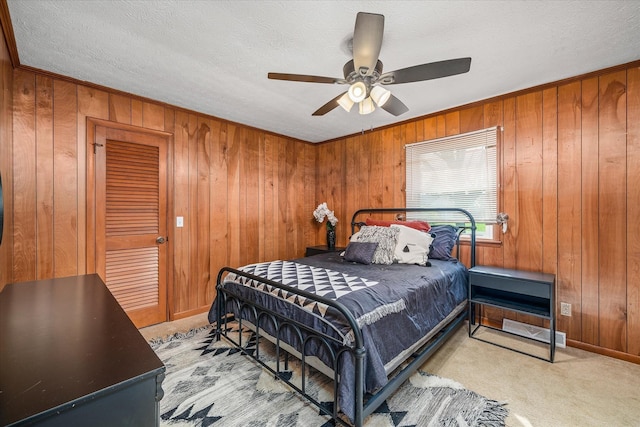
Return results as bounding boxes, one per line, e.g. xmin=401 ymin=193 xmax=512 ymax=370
xmin=404 ymin=126 xmax=502 ymax=242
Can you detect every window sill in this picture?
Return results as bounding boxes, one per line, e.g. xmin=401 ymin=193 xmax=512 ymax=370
xmin=460 ymin=238 xmax=502 ymax=248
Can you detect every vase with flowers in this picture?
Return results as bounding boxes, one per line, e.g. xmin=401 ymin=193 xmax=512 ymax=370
xmin=313 ymin=202 xmax=338 ymax=249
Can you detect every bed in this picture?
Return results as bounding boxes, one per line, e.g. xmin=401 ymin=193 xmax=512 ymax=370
xmin=208 ymin=207 xmax=476 ymax=426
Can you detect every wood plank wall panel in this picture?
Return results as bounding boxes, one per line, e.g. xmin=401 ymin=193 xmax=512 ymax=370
xmin=274 ymin=136 xmax=286 ymax=257
xmin=282 ymin=138 xmax=296 ymax=259
xmin=515 ymin=92 xmax=543 ymax=273
xmin=257 ymin=132 xmax=266 ymax=262
xmin=382 ymin=129 xmax=396 ymax=210
xmin=598 ymin=71 xmax=627 ymax=352
xmin=172 ymin=110 xmax=190 ymax=315
xmin=196 ymin=119 xmax=211 ymax=308
xmin=556 ymin=81 xmax=583 ymax=339
xmin=316 ymin=139 xmax=344 ymax=244
xmin=12 ymin=70 xmax=36 ymax=282
xmin=244 ymin=128 xmax=260 ymax=265
xmin=292 ymin=140 xmax=307 ymax=257
xmin=187 ymin=114 xmax=199 ymax=310
xmin=109 ymin=94 xmax=131 ymax=124
xmin=0 ymin=28 xmax=13 ymax=291
xmin=209 ymin=119 xmax=227 ymax=303
xmin=303 ymin=140 xmax=317 ymax=254
xmin=262 ymin=133 xmax=276 ymax=261
xmin=480 ymin=101 xmax=505 ymax=268
xmin=369 ymin=131 xmax=384 ymax=211
xmin=35 ymin=75 xmax=53 ymax=280
xmin=318 ymin=63 xmax=640 ymax=361
xmin=501 ymin=98 xmax=517 ymax=271
xmin=514 ymin=93 xmax=544 ymax=326
xmin=541 ymin=88 xmax=558 ymax=294
xmin=392 ymin=126 xmax=405 ymax=209
xmin=581 ymin=77 xmax=600 ymax=345
xmin=143 ymin=102 xmax=165 ymax=131
xmin=628 ymin=67 xmax=640 ymax=356
xmin=131 ymin=99 xmax=142 ymax=127
xmin=52 ymin=80 xmax=78 ymax=277
xmin=77 ymin=86 xmax=110 ymax=277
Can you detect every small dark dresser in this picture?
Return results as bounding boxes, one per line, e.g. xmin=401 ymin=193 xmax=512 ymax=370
xmin=0 ymin=274 xmax=165 ymax=426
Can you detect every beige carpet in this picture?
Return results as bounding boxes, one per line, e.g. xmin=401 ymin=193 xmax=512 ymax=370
xmin=141 ymin=313 xmax=640 ymax=427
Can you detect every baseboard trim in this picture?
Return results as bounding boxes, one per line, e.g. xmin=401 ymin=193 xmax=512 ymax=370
xmin=567 ymin=340 xmax=640 ymax=365
xmin=170 ymin=306 xmax=209 ymax=321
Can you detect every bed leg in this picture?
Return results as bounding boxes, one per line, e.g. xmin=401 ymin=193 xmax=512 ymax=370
xmin=353 ymin=346 xmax=365 ymax=427
xmin=215 ymin=291 xmax=224 ymax=342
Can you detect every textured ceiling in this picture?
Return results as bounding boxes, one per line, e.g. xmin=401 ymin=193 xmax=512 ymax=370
xmin=7 ymin=0 xmax=640 ymax=143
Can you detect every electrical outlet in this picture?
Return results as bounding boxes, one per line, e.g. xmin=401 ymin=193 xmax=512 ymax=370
xmin=560 ymin=302 xmax=571 ymax=316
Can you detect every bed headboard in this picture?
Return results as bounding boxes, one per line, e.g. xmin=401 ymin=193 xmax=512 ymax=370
xmin=350 ymin=207 xmax=476 ymax=267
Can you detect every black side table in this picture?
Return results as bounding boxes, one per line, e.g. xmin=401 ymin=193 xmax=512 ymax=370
xmin=305 ymin=245 xmax=346 ymax=257
xmin=468 ymin=265 xmax=556 ymax=362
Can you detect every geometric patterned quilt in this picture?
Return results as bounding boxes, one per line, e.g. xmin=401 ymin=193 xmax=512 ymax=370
xmin=226 ymin=260 xmax=379 ymax=318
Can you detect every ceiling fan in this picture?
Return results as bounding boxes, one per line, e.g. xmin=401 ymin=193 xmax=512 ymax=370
xmin=268 ymin=12 xmax=471 ymax=117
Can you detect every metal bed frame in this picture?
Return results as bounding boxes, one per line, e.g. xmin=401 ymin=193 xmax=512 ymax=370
xmin=214 ymin=207 xmax=476 ymax=427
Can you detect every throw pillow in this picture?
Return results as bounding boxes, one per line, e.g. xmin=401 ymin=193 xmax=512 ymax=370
xmin=391 ymin=224 xmax=434 ymax=266
xmin=352 ymin=225 xmax=399 ymax=265
xmin=343 ymin=241 xmax=379 ymax=265
xmin=365 ymin=218 xmax=431 ymax=232
xmin=429 ymin=224 xmax=459 ymax=261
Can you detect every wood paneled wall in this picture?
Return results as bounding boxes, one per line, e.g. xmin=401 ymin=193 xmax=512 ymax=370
xmin=3 ymin=45 xmax=639 ymax=360
xmin=8 ymin=69 xmax=317 ymax=320
xmin=318 ymin=64 xmax=640 ymax=361
xmin=0 ymin=24 xmax=12 ymax=289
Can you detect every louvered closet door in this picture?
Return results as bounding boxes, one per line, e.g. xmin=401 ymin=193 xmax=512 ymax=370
xmin=94 ymin=126 xmax=168 ymax=328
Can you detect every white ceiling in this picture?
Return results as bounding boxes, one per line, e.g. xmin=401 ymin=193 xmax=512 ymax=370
xmin=7 ymin=0 xmax=640 ymax=143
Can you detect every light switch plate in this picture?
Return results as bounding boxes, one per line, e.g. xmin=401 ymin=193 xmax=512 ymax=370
xmin=176 ymin=216 xmax=184 ymax=228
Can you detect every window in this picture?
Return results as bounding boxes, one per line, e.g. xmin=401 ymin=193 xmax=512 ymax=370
xmin=405 ymin=127 xmax=500 ymax=239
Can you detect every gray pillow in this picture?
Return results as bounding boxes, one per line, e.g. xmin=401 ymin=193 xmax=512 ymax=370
xmin=352 ymin=225 xmax=399 ymax=265
xmin=429 ymin=225 xmax=459 ymax=261
xmin=343 ymin=241 xmax=379 ymax=265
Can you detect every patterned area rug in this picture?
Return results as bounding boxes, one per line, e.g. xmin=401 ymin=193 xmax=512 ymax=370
xmin=151 ymin=324 xmax=507 ymax=427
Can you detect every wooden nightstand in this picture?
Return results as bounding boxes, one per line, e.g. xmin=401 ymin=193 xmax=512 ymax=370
xmin=468 ymin=265 xmax=556 ymax=362
xmin=305 ymin=245 xmax=346 ymax=257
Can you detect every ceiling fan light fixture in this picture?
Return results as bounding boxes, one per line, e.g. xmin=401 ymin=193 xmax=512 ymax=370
xmin=370 ymin=85 xmax=391 ymax=107
xmin=359 ymin=97 xmax=375 ymax=115
xmin=348 ymin=81 xmax=367 ymax=103
xmin=337 ymin=93 xmax=355 ymax=112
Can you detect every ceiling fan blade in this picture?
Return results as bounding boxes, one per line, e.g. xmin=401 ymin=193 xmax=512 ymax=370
xmin=380 ymin=57 xmax=472 ymax=85
xmin=352 ymin=12 xmax=384 ymax=77
xmin=312 ymin=92 xmax=347 ymax=116
xmin=381 ymin=94 xmax=409 ymax=116
xmin=268 ymin=72 xmax=343 ymax=84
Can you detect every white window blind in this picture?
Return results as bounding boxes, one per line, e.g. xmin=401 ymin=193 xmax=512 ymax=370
xmin=405 ymin=127 xmax=498 ymax=223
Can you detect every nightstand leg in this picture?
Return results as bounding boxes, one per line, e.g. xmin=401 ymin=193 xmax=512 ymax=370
xmin=550 ymin=315 xmax=555 ymax=362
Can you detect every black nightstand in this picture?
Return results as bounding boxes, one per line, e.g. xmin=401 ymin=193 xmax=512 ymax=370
xmin=305 ymin=245 xmax=346 ymax=257
xmin=468 ymin=265 xmax=556 ymax=362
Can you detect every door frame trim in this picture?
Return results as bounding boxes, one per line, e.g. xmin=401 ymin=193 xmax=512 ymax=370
xmin=86 ymin=117 xmax=175 ymax=322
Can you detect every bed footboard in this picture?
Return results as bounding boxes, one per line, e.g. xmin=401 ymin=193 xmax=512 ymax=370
xmin=214 ymin=268 xmax=467 ymax=427
xmin=215 ymin=267 xmax=366 ymax=426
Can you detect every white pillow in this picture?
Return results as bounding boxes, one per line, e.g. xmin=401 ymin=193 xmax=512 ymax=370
xmin=391 ymin=224 xmax=434 ymax=266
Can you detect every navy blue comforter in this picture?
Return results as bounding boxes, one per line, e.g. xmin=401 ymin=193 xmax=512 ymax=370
xmin=208 ymin=252 xmax=468 ymax=422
